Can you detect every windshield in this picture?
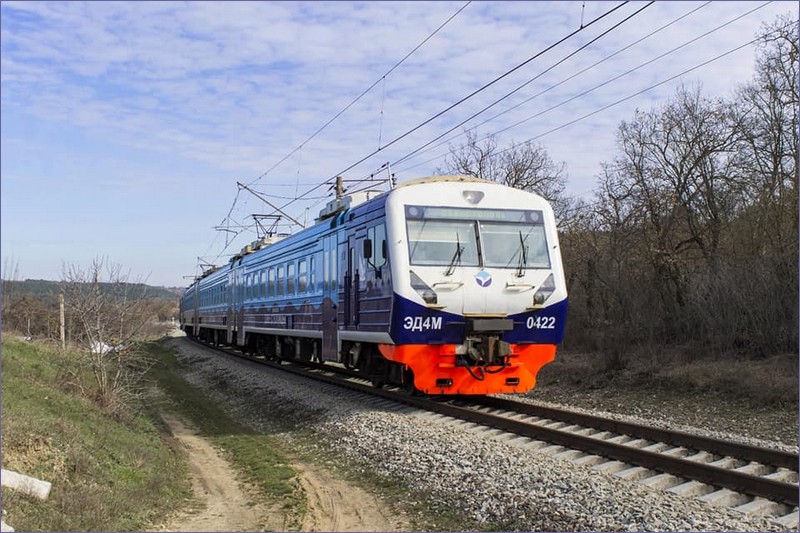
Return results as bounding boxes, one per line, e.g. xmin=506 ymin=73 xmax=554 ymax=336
xmin=405 ymin=206 xmax=550 ymax=269
xmin=407 ymin=219 xmax=479 ymax=267
xmin=480 ymin=222 xmax=550 ymax=268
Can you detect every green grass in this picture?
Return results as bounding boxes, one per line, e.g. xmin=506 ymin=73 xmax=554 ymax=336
xmin=1 ymin=336 xmax=191 ymax=531
xmin=143 ymin=341 xmax=306 ymax=526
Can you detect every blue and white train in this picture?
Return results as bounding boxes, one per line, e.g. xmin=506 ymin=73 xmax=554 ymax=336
xmin=180 ymin=175 xmax=567 ymax=395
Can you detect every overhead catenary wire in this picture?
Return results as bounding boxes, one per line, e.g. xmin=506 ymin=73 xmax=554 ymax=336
xmin=215 ymin=2 xmax=628 ymax=242
xmin=435 ymin=37 xmax=765 ymax=174
xmin=395 ymin=1 xmax=771 ymax=174
xmin=241 ymin=0 xmax=473 ymax=189
xmin=390 ymin=0 xmax=656 ymax=168
xmin=324 ymin=1 xmax=630 ymax=182
xmin=215 ymin=0 xmax=629 ymax=253
xmin=391 ymin=0 xmax=715 ymax=168
xmin=269 ymin=1 xmax=631 ymax=215
xmin=203 ymin=2 xmax=472 ymax=268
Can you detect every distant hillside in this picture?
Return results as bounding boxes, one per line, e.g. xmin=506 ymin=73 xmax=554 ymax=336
xmin=5 ymin=279 xmax=181 ymax=301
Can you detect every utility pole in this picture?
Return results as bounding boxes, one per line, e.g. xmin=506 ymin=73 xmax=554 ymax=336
xmin=59 ymin=293 xmax=65 ymax=352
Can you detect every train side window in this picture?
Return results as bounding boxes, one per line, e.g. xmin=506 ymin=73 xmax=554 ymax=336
xmin=310 ymin=256 xmax=316 ymax=293
xmin=376 ymin=224 xmax=387 ymax=266
xmin=323 ymin=250 xmax=329 ymax=291
xmin=268 ymin=268 xmax=275 ymax=297
xmin=331 ymin=248 xmax=338 ymax=291
xmin=287 ymin=262 xmax=295 ymax=294
xmin=299 ymin=259 xmax=307 ymax=293
xmin=277 ymin=266 xmax=284 ymax=296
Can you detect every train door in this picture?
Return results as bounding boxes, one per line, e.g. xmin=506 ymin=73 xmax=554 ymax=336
xmin=346 ymin=229 xmax=369 ymax=326
xmin=226 ymin=268 xmax=235 ymax=343
xmin=235 ymin=266 xmax=246 ymax=346
xmin=192 ymin=286 xmax=199 ymax=337
xmin=321 ymin=234 xmax=339 ymax=361
xmin=344 ymin=233 xmax=362 ymax=327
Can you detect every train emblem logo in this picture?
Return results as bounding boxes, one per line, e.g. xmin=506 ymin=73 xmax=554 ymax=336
xmin=474 ymin=270 xmax=492 ymax=287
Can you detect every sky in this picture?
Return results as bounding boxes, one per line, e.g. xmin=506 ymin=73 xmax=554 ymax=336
xmin=1 ymin=1 xmax=795 ymax=287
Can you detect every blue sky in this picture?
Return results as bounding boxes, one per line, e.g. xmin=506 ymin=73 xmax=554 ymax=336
xmin=1 ymin=1 xmax=794 ymax=287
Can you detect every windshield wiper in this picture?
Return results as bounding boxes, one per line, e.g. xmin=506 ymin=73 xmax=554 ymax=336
xmin=515 ymin=231 xmax=528 ymax=278
xmin=445 ymin=233 xmax=463 ymax=277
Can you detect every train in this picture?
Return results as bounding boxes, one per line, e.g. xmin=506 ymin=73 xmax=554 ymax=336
xmin=179 ymin=175 xmax=568 ymax=395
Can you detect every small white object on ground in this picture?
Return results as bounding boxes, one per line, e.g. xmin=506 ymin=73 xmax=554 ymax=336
xmin=1 ymin=469 xmax=52 ymax=500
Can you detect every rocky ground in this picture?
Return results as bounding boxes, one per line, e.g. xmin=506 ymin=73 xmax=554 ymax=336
xmin=162 ymin=335 xmax=798 ymax=532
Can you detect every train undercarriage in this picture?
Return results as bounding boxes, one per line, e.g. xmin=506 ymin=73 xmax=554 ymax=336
xmin=187 ymin=326 xmax=556 ymax=395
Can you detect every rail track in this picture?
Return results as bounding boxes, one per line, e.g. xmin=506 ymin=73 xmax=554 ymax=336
xmin=184 ymin=336 xmax=799 ymax=527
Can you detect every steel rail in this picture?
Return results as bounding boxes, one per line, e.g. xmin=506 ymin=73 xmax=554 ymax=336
xmin=469 ymin=396 xmax=799 ymax=470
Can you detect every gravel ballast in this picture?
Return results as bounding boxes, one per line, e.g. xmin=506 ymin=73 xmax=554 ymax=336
xmin=166 ymin=337 xmax=797 ymax=532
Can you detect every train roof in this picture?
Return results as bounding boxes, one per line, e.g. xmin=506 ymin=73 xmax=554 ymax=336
xmin=396 ymin=174 xmax=491 ymax=188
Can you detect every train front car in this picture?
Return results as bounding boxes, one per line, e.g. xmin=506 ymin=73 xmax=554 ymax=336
xmin=380 ymin=176 xmax=567 ymax=395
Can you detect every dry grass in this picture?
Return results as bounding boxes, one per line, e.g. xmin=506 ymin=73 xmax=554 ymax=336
xmin=539 ymin=349 xmax=798 ymax=407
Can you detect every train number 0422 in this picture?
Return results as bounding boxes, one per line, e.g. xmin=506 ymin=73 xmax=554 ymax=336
xmin=526 ymin=316 xmax=556 ymax=329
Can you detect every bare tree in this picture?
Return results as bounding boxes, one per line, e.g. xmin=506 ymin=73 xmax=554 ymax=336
xmin=60 ymin=258 xmax=155 ymax=415
xmin=438 ymin=130 xmax=573 ymax=224
xmin=734 ymin=15 xmax=798 ymax=259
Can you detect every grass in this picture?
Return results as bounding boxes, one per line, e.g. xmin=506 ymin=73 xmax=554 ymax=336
xmin=1 ymin=335 xmax=191 ymax=531
xmin=143 ymin=341 xmax=306 ymax=527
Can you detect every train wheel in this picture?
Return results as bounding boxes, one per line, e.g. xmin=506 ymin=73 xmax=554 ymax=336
xmin=403 ymin=368 xmax=420 ymax=396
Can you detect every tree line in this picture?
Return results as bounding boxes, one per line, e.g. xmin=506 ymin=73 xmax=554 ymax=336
xmin=2 ymin=263 xmax=178 ymax=341
xmin=440 ymin=16 xmax=798 ymax=365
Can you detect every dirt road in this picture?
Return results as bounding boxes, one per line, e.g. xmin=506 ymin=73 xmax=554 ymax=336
xmin=154 ymin=410 xmax=407 ymax=532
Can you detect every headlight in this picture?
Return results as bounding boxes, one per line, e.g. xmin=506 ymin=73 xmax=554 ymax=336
xmin=462 ymin=190 xmax=484 ymax=204
xmin=533 ymin=273 xmax=556 ymax=305
xmin=410 ymin=270 xmax=438 ymax=305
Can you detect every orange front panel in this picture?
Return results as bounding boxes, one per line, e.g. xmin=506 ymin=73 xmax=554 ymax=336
xmin=379 ymin=343 xmax=556 ymax=395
